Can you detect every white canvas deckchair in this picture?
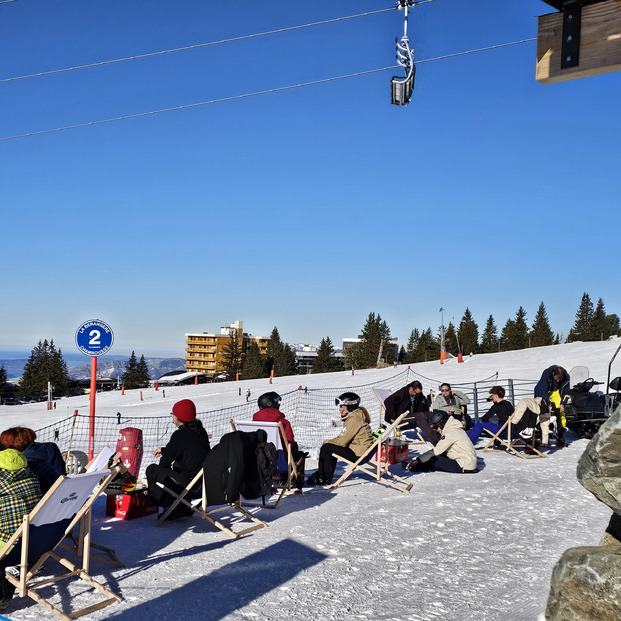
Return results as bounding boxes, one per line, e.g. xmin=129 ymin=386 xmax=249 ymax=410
xmin=60 ymin=447 xmax=124 ymax=568
xmin=371 ymin=388 xmax=426 ymax=445
xmin=330 ymin=413 xmax=413 ymax=494
xmin=0 ymin=468 xmax=122 ymax=621
xmin=481 ymin=419 xmax=547 ymax=459
xmin=230 ymin=419 xmax=302 ymax=509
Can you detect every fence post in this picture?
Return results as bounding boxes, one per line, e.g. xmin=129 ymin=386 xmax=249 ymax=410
xmin=473 ymin=383 xmax=479 ymax=422
xmin=508 ymin=379 xmax=515 ymax=405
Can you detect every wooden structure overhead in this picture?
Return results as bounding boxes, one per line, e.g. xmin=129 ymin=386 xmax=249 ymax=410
xmin=536 ymin=0 xmax=621 ymax=83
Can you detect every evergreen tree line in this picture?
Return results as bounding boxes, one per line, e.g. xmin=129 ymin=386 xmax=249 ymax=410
xmin=121 ymin=351 xmax=151 ymax=389
xmin=402 ymin=293 xmax=619 ymax=363
xmin=18 ymin=339 xmax=70 ymax=398
xmin=224 ymin=327 xmax=299 ymax=380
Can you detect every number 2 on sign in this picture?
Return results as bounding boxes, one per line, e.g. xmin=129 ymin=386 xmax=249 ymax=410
xmin=89 ymin=330 xmax=101 ymax=346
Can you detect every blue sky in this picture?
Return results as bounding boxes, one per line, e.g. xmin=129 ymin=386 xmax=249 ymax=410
xmin=1 ymin=0 xmax=619 ymax=358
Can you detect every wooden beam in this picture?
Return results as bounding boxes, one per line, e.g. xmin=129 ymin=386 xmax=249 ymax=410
xmin=536 ymin=0 xmax=621 ymax=84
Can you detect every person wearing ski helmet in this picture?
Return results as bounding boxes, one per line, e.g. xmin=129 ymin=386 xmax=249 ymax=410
xmin=402 ymin=409 xmax=478 ymax=474
xmin=253 ymin=392 xmax=307 ymax=489
xmin=307 ymin=392 xmax=373 ymax=485
xmin=252 ymin=392 xmax=296 ymax=446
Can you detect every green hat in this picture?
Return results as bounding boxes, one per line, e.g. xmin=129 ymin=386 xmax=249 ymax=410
xmin=0 ymin=448 xmax=28 ymax=471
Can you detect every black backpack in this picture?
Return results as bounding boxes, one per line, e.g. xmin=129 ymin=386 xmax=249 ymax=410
xmin=255 ymin=429 xmax=279 ymax=497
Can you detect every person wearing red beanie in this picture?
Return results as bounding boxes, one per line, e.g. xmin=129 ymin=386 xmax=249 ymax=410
xmin=146 ymin=399 xmax=210 ymax=520
xmin=172 ymin=399 xmax=196 ymax=423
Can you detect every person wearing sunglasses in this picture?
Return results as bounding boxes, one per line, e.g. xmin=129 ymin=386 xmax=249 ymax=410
xmin=383 ymin=381 xmax=439 ymax=444
xmin=432 ymin=383 xmax=471 ymax=429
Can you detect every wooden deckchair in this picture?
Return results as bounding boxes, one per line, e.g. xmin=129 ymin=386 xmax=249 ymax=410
xmin=481 ymin=419 xmax=547 ymax=459
xmin=155 ymin=431 xmax=268 ymax=539
xmin=0 ymin=468 xmax=122 ymax=621
xmin=330 ymin=413 xmax=413 ymax=494
xmin=60 ymin=447 xmax=124 ymax=568
xmin=371 ymin=388 xmax=426 ymax=445
xmin=230 ymin=419 xmax=302 ymax=509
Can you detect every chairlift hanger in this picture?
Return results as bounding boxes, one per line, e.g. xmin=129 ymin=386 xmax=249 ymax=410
xmin=391 ymin=0 xmax=416 ymax=106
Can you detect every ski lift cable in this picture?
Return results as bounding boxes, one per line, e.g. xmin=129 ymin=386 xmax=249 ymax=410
xmin=0 ymin=37 xmax=536 ymax=143
xmin=0 ymin=5 xmax=417 ymax=85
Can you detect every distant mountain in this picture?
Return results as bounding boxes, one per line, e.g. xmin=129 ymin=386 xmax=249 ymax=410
xmin=0 ymin=359 xmax=28 ymax=379
xmin=0 ymin=357 xmax=186 ymax=381
xmin=68 ymin=358 xmax=186 ymax=381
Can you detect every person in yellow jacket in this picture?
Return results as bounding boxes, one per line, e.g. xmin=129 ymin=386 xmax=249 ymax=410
xmin=0 ymin=448 xmax=42 ymax=610
xmin=307 ymin=392 xmax=373 ymax=485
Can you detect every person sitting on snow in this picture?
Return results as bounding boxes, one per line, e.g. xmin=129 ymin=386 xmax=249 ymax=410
xmin=402 ymin=410 xmax=478 ymax=474
xmin=432 ymin=383 xmax=472 ymax=430
xmin=307 ymin=392 xmax=373 ymax=486
xmin=467 ymin=386 xmax=514 ymax=444
xmin=384 ymin=380 xmax=440 ymax=444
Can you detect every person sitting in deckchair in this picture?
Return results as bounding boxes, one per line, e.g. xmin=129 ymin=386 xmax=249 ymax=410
xmin=0 ymin=427 xmax=66 ymax=494
xmin=433 ymin=383 xmax=472 ymax=429
xmin=467 ymin=387 xmax=514 ymax=444
xmin=384 ymin=381 xmax=440 ymax=444
xmin=0 ymin=448 xmax=42 ymax=610
xmin=252 ymin=392 xmax=307 ymax=487
xmin=307 ymin=393 xmax=373 ymax=486
xmin=146 ymin=399 xmax=210 ymax=521
xmin=402 ymin=410 xmax=478 ymax=474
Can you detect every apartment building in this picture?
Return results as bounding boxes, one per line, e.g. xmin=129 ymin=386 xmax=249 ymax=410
xmin=185 ymin=320 xmax=269 ymax=377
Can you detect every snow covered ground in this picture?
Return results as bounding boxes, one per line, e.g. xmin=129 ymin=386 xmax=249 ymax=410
xmin=0 ymin=339 xmax=619 ymax=621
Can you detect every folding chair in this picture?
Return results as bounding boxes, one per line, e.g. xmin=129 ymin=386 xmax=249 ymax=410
xmin=0 ymin=468 xmax=122 ymax=621
xmin=60 ymin=447 xmax=124 ymax=568
xmin=230 ymin=419 xmax=302 ymax=509
xmin=371 ymin=388 xmax=426 ymax=445
xmin=331 ymin=413 xmax=413 ymax=494
xmin=155 ymin=430 xmax=268 ymax=539
xmin=481 ymin=419 xmax=547 ymax=459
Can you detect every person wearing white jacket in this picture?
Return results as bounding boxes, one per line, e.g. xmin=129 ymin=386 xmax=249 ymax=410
xmin=403 ymin=411 xmax=478 ymax=473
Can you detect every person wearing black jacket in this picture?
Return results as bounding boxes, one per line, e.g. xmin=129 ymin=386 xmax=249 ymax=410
xmin=467 ymin=386 xmax=514 ymax=444
xmin=534 ymin=365 xmax=571 ymax=447
xmin=384 ymin=381 xmax=440 ymax=444
xmin=146 ymin=399 xmax=210 ymax=519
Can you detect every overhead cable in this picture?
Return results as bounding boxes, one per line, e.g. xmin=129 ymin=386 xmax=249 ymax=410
xmin=0 ymin=7 xmax=400 ymax=84
xmin=0 ymin=37 xmax=536 ymax=143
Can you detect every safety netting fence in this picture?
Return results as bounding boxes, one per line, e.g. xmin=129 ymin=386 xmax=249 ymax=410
xmin=34 ymin=368 xmax=537 ymax=478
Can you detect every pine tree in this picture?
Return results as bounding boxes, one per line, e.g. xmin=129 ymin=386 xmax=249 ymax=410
xmin=357 ymin=312 xmax=392 ymax=367
xmin=591 ymin=298 xmax=607 ymax=341
xmin=137 ymin=355 xmax=150 ymax=387
xmin=480 ymin=315 xmax=499 ymax=353
xmin=529 ymin=302 xmax=554 ymax=347
xmin=443 ymin=322 xmax=458 ymax=356
xmin=414 ymin=328 xmax=437 ymax=362
xmin=221 ymin=331 xmax=243 ymax=379
xmin=500 ymin=307 xmax=529 ymax=350
xmin=0 ymin=364 xmax=11 ymax=401
xmin=404 ymin=329 xmax=419 ymax=364
xmin=605 ymin=313 xmax=620 ymax=338
xmin=458 ymin=308 xmax=479 ymax=354
xmin=266 ymin=327 xmax=283 ymax=376
xmin=343 ymin=342 xmax=362 ymax=370
xmin=568 ymin=293 xmax=594 ymax=342
xmin=278 ymin=344 xmax=298 ymax=376
xmin=122 ymin=351 xmax=140 ymax=389
xmin=313 ymin=337 xmax=342 ymax=374
xmin=242 ymin=342 xmax=267 ymax=379
xmin=19 ymin=339 xmax=70 ymax=398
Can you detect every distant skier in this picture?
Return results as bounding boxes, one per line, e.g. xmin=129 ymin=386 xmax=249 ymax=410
xmin=246 ymin=389 xmax=251 ymax=403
